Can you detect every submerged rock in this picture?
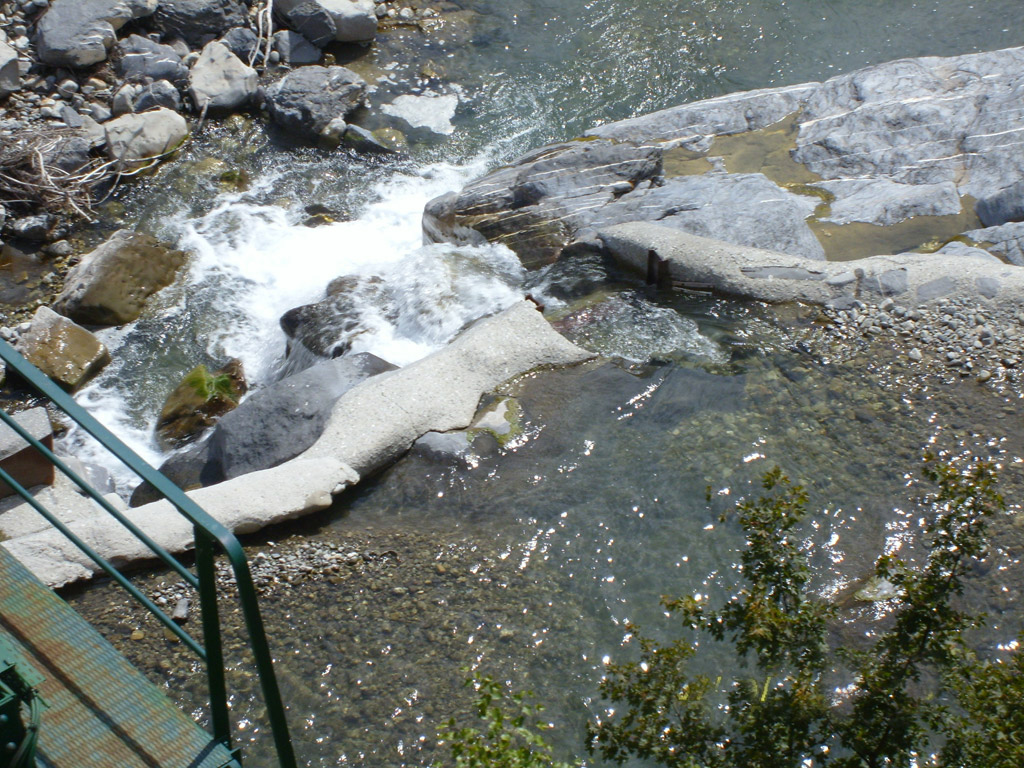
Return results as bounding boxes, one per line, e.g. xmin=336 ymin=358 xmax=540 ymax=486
xmin=53 ymin=230 xmax=187 ymax=326
xmin=155 ymin=359 xmax=247 ymax=449
xmin=15 ymin=307 xmax=110 ymax=392
xmin=279 ymin=275 xmax=396 ymax=370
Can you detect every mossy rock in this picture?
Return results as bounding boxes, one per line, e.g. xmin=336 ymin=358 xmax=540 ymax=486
xmin=155 ymin=359 xmax=247 ymax=450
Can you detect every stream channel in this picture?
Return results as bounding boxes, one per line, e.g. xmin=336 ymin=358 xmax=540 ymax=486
xmin=64 ymin=2 xmax=1024 ymax=766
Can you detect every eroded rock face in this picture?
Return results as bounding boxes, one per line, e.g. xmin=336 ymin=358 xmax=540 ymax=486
xmin=37 ymin=0 xmax=159 ymax=68
xmin=425 ymin=46 xmax=1024 ymax=267
xmin=263 ymin=65 xmax=366 ymax=143
xmin=52 ymin=230 xmax=187 ymax=326
xmin=15 ymin=307 xmax=110 ymax=392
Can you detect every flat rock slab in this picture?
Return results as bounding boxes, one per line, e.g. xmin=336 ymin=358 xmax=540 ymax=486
xmin=424 ymin=46 xmax=1024 ymax=268
xmin=4 ymin=302 xmax=591 ymax=586
xmin=599 ymin=222 xmax=1024 ymax=310
xmin=15 ymin=307 xmax=110 ymax=392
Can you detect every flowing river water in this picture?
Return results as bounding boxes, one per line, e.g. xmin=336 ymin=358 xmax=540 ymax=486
xmin=61 ymin=1 xmax=1024 ymax=766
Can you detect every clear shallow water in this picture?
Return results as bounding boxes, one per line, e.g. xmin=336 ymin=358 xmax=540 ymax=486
xmin=60 ymin=0 xmax=1024 ymax=765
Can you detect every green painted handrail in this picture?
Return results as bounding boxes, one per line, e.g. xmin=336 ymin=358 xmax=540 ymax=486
xmin=0 ymin=339 xmax=297 ymax=768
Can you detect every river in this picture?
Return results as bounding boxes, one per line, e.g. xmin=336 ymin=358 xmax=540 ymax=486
xmin=64 ymin=1 xmax=1024 ymax=766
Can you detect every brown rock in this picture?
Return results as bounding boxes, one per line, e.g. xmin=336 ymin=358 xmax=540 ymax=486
xmin=53 ymin=230 xmax=187 ymax=327
xmin=16 ymin=307 xmax=111 ymax=392
xmin=155 ymin=358 xmax=247 ymax=449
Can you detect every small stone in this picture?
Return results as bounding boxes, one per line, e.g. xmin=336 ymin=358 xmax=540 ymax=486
xmin=908 ymin=348 xmax=923 ymax=362
xmin=130 ymin=629 xmax=145 ymax=641
xmin=977 ymin=370 xmax=992 ymax=383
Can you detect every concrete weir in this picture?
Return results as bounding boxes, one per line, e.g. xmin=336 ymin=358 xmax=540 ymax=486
xmin=2 ymin=301 xmax=593 ymax=587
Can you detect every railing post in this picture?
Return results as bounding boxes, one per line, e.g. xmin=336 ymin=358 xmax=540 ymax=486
xmin=195 ymin=526 xmax=231 ymax=752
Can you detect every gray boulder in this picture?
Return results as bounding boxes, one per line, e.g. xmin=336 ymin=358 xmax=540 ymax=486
xmin=52 ymin=230 xmax=187 ymax=326
xmin=966 ymin=222 xmax=1024 ymax=266
xmin=279 ymin=275 xmax=396 ymax=372
xmin=152 ymin=0 xmax=249 ymax=46
xmin=219 ymin=27 xmax=260 ymax=62
xmin=275 ymin=1 xmax=337 ymax=48
xmin=114 ymin=35 xmax=189 ymax=86
xmin=189 ymin=41 xmax=257 ymax=115
xmin=274 ymin=0 xmax=376 ymax=43
xmin=113 ymin=81 xmax=183 ymax=116
xmin=37 ymin=0 xmax=158 ymax=68
xmin=272 ymin=30 xmax=321 ymax=66
xmin=975 ymin=181 xmax=1024 ymax=227
xmin=207 ymin=352 xmax=397 ymax=481
xmin=0 ymin=40 xmax=19 ymax=97
xmin=104 ymin=107 xmax=189 ymax=169
xmin=263 ymin=65 xmax=367 ymax=143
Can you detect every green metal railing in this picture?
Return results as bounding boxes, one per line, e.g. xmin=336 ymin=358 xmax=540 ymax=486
xmin=0 ymin=339 xmax=297 ymax=768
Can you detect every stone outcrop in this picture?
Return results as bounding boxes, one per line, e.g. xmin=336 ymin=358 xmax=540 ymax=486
xmin=104 ymin=107 xmax=189 ymax=169
xmin=15 ymin=307 xmax=110 ymax=392
xmin=425 ymin=47 xmax=1024 ymax=270
xmin=263 ymin=65 xmax=367 ymax=144
xmin=36 ymin=0 xmax=159 ymax=68
xmin=189 ymin=41 xmax=258 ymax=115
xmin=52 ymin=230 xmax=187 ymax=326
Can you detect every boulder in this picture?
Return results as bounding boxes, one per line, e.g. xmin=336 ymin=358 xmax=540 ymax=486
xmin=0 ymin=408 xmax=54 ymax=500
xmin=271 ymin=30 xmax=321 ymax=66
xmin=0 ymin=40 xmax=18 ymax=97
xmin=189 ymin=41 xmax=257 ymax=115
xmin=279 ymin=275 xmax=396 ymax=371
xmin=114 ymin=34 xmax=188 ymax=86
xmin=134 ymin=80 xmax=184 ymax=113
xmin=155 ymin=359 xmax=247 ymax=449
xmin=152 ymin=0 xmax=250 ymax=46
xmin=975 ymin=181 xmax=1024 ymax=227
xmin=274 ymin=0 xmax=376 ymax=43
xmin=263 ymin=65 xmax=366 ymax=143
xmin=52 ymin=230 xmax=187 ymax=326
xmin=966 ymin=222 xmax=1024 ymax=266
xmin=206 ymin=352 xmax=396 ymax=481
xmin=8 ymin=215 xmax=54 ymax=242
xmin=37 ymin=0 xmax=159 ymax=68
xmin=219 ymin=27 xmax=260 ymax=62
xmin=274 ymin=1 xmax=336 ymax=48
xmin=15 ymin=307 xmax=110 ymax=392
xmin=104 ymin=108 xmax=189 ymax=170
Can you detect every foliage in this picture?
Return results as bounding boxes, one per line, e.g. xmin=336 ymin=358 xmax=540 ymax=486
xmin=588 ymin=456 xmax=1013 ymax=768
xmin=435 ymin=673 xmax=582 ymax=768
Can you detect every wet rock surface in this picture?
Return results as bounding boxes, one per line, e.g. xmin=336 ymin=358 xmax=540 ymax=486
xmin=425 ymin=46 xmax=1024 ymax=269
